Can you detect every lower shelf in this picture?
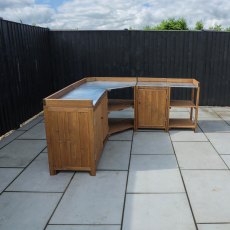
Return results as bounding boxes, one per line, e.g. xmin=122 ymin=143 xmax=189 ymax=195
xmin=170 ymin=100 xmax=195 ymax=108
xmin=108 ymin=99 xmax=134 ymax=112
xmin=108 ymin=118 xmax=133 ymax=135
xmin=169 ymin=119 xmax=195 ymax=129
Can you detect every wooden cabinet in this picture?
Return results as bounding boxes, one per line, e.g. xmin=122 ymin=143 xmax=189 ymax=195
xmin=44 ymin=77 xmax=199 ymax=176
xmin=44 ymin=92 xmax=108 ymax=176
xmin=44 ymin=106 xmax=95 ymax=175
xmin=135 ymin=87 xmax=169 ymax=129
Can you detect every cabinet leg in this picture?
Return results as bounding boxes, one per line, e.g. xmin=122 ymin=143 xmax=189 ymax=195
xmin=90 ymin=168 xmax=96 ymax=176
xmin=49 ymin=168 xmax=57 ymax=176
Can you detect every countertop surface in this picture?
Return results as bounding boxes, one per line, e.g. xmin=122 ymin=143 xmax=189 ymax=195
xmin=61 ymin=80 xmax=197 ymax=105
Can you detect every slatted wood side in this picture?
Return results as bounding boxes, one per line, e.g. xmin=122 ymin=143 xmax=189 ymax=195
xmin=44 ymin=106 xmax=94 ymax=174
xmin=93 ymin=94 xmax=108 ymax=163
xmin=137 ymin=87 xmax=168 ymax=128
xmin=101 ymin=94 xmax=109 ymax=140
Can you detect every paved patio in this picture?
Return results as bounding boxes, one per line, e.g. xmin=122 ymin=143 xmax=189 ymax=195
xmin=0 ymin=106 xmax=230 ymax=230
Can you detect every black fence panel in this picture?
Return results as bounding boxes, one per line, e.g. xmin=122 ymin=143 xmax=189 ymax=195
xmin=0 ymin=19 xmax=53 ymax=136
xmin=50 ymin=30 xmax=230 ymax=105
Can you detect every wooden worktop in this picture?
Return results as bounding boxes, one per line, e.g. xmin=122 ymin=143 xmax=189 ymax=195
xmin=44 ymin=77 xmax=199 ymax=106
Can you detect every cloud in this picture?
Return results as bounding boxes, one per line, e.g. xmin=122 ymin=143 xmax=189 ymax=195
xmin=0 ymin=0 xmax=32 ymax=8
xmin=0 ymin=0 xmax=54 ymax=24
xmin=1 ymin=0 xmax=230 ymax=29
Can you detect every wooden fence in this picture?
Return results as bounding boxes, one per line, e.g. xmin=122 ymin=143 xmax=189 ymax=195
xmin=0 ymin=19 xmax=53 ymax=135
xmin=1 ymin=19 xmax=230 ymax=135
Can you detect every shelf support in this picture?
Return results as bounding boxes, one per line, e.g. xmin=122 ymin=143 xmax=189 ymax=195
xmin=194 ymin=86 xmax=200 ymax=131
xmin=190 ymin=88 xmax=195 ymax=120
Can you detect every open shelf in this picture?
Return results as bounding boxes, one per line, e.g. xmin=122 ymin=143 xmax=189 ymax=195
xmin=170 ymin=100 xmax=195 ymax=108
xmin=108 ymin=99 xmax=134 ymax=112
xmin=108 ymin=118 xmax=133 ymax=135
xmin=169 ymin=119 xmax=195 ymax=129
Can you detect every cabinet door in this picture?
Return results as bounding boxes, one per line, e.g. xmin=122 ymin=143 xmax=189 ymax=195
xmin=137 ymin=88 xmax=168 ymax=128
xmin=45 ymin=107 xmax=94 ymax=169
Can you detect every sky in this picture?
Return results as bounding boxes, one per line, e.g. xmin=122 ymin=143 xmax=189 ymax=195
xmin=0 ymin=0 xmax=229 ymax=30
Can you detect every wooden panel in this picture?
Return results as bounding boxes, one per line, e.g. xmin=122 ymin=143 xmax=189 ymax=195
xmin=169 ymin=118 xmax=195 ymax=128
xmin=137 ymin=88 xmax=168 ymax=128
xmin=138 ymin=77 xmax=167 ymax=82
xmin=45 ymin=106 xmax=94 ymax=174
xmin=94 ymin=103 xmax=103 ymax=162
xmin=44 ymin=99 xmax=93 ymax=107
xmin=167 ymin=78 xmax=194 ymax=83
xmin=101 ymin=94 xmax=109 ymax=140
xmin=93 ymin=93 xmax=109 ymax=162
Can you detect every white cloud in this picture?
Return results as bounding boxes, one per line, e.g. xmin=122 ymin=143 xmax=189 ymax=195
xmin=0 ymin=0 xmax=230 ymax=29
xmin=0 ymin=0 xmax=32 ymax=8
xmin=0 ymin=0 xmax=54 ymax=24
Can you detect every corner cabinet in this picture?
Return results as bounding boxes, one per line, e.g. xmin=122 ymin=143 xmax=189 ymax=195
xmin=135 ymin=86 xmax=169 ymax=130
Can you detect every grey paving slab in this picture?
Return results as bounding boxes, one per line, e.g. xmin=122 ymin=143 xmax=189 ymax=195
xmin=50 ymin=171 xmax=127 ymax=224
xmin=0 ymin=140 xmax=46 ymax=167
xmin=170 ymin=128 xmax=208 ymax=142
xmin=198 ymin=119 xmax=230 ymax=133
xmin=173 ymin=142 xmax=227 ymax=169
xmin=182 ymin=170 xmax=230 ymax=223
xmin=197 ymin=116 xmax=222 ymax=121
xmin=212 ymin=107 xmax=230 ymax=112
xmin=169 ymin=111 xmax=190 ymax=119
xmin=217 ymin=112 xmax=230 ymax=125
xmin=216 ymin=111 xmax=230 ymax=117
xmin=97 ymin=141 xmax=131 ymax=170
xmin=38 ymin=115 xmax=44 ymax=123
xmin=132 ymin=132 xmax=174 ymax=155
xmin=198 ymin=224 xmax=230 ymax=230
xmin=0 ymin=131 xmax=25 ymax=149
xmin=46 ymin=226 xmax=120 ymax=230
xmin=221 ymin=155 xmax=230 ymax=168
xmin=109 ymin=130 xmax=133 ymax=141
xmin=18 ymin=115 xmax=44 ymax=131
xmin=198 ymin=111 xmax=220 ymax=120
xmin=122 ymin=194 xmax=196 ymax=230
xmin=108 ymin=109 xmax=134 ymax=119
xmin=18 ymin=122 xmax=46 ymax=139
xmin=170 ymin=107 xmax=189 ymax=112
xmin=0 ymin=168 xmax=22 ymax=193
xmin=127 ymin=155 xmax=184 ymax=193
xmin=0 ymin=192 xmax=61 ymax=230
xmin=198 ymin=108 xmax=220 ymax=118
xmin=42 ymin=147 xmax=48 ymax=152
xmin=206 ymin=133 xmax=230 ymax=155
xmin=7 ymin=154 xmax=73 ymax=192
